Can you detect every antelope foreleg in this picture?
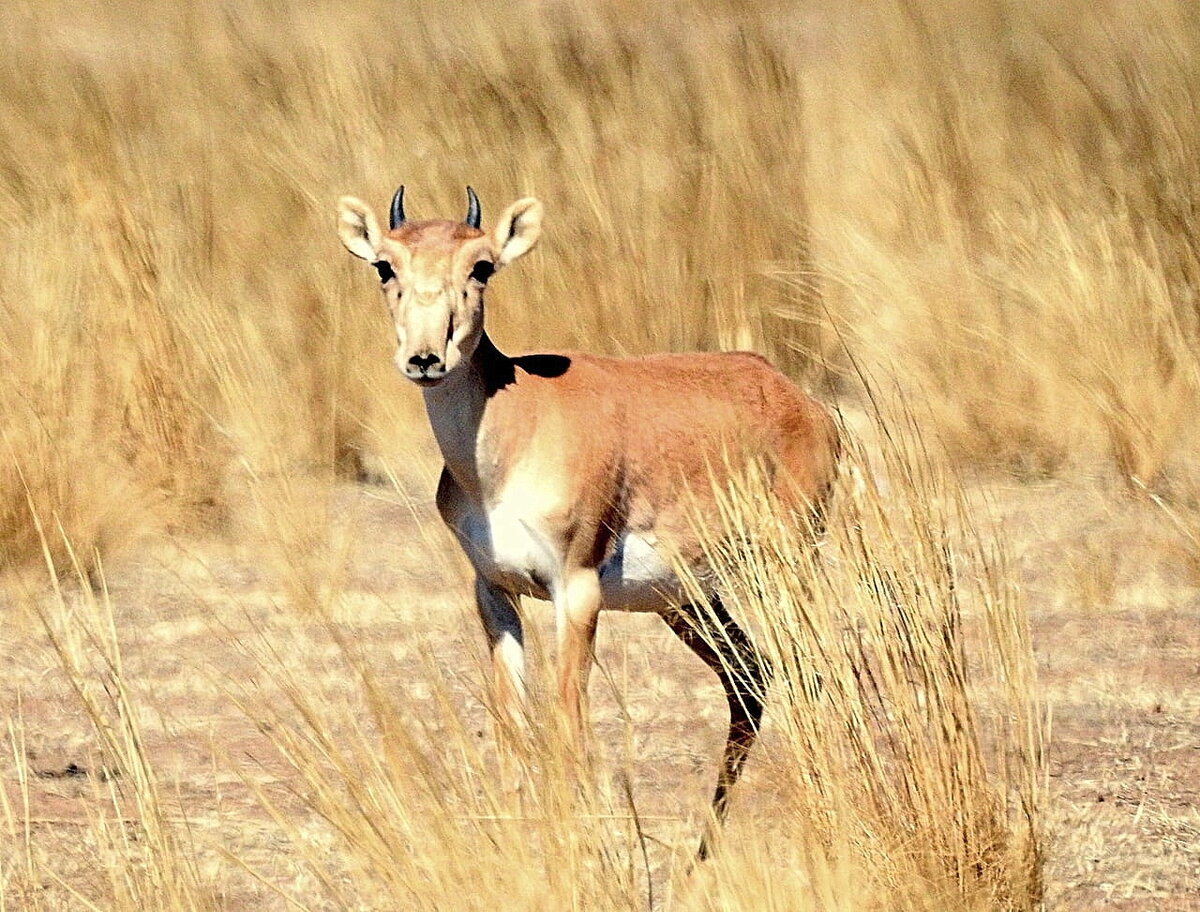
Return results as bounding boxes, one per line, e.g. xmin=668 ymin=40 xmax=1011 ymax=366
xmin=475 ymin=575 xmax=527 ymax=774
xmin=554 ymin=570 xmax=602 ymax=755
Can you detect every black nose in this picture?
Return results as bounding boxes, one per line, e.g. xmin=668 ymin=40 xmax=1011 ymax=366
xmin=407 ymin=352 xmax=442 ymax=374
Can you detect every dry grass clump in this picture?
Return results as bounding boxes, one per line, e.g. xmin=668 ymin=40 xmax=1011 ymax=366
xmin=2 ymin=548 xmax=218 ymax=910
xmin=0 ymin=200 xmax=218 ymax=572
xmin=670 ymin=410 xmax=1044 ymax=910
xmin=810 ymin=0 xmax=1200 ymax=482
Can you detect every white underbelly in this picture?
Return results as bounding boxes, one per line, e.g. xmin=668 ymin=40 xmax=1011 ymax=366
xmin=597 ymin=531 xmax=689 ymax=611
xmin=451 ymin=501 xmax=700 ymax=611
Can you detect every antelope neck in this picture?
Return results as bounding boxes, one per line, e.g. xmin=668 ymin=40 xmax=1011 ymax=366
xmin=421 ymin=333 xmax=513 ymax=500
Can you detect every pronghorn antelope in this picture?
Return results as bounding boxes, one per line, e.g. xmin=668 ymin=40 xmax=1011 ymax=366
xmin=337 ymin=186 xmax=839 ymax=856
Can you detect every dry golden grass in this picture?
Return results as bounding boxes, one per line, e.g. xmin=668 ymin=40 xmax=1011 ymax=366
xmin=1 ymin=411 xmax=1044 ymax=911
xmin=2 ymin=0 xmax=1199 ymax=908
xmin=672 ymin=420 xmax=1044 ymax=908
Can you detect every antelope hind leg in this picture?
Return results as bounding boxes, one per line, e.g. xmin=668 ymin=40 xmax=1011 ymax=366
xmin=662 ymin=596 xmax=770 ymax=860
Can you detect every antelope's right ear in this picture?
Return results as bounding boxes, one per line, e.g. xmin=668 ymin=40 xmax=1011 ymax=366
xmin=337 ymin=196 xmax=383 ymax=261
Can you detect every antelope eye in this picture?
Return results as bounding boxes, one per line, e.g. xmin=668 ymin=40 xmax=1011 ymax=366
xmin=373 ymin=260 xmax=395 ymax=283
xmin=469 ymin=260 xmax=495 ymax=285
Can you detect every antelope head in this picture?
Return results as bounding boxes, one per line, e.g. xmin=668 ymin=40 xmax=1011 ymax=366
xmin=337 ymin=186 xmax=544 ymax=385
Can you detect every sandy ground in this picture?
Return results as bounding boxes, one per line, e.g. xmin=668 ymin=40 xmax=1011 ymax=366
xmin=2 ymin=467 xmax=1199 ymax=909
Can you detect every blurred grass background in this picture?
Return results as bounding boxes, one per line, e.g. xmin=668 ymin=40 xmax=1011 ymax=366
xmin=2 ymin=0 xmax=1197 ymax=569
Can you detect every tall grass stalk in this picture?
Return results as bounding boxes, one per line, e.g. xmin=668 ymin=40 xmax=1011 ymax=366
xmin=673 ymin=408 xmax=1044 ymax=909
xmin=1 ymin=523 xmax=217 ymax=909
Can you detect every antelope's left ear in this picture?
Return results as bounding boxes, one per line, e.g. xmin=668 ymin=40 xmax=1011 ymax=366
xmin=493 ymin=197 xmax=544 ymax=267
xmin=337 ymin=196 xmax=383 ymax=261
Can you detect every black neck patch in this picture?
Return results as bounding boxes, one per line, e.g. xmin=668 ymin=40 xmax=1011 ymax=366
xmin=469 ymin=260 xmax=495 ymax=284
xmin=373 ymin=260 xmax=395 ymax=283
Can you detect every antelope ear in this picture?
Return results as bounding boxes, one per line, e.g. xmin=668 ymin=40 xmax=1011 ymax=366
xmin=337 ymin=196 xmax=383 ymax=261
xmin=493 ymin=197 xmax=543 ymax=267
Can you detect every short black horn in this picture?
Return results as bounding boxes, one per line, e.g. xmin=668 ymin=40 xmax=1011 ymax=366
xmin=464 ymin=186 xmax=481 ymax=229
xmin=389 ymin=185 xmax=406 ymax=230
